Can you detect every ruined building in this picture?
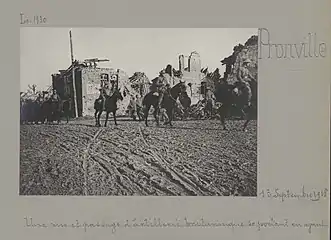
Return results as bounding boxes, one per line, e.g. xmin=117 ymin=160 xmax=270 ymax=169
xmin=220 ymin=35 xmax=258 ymax=104
xmin=52 ymin=59 xmax=138 ymax=117
xmin=178 ymin=51 xmax=205 ymax=104
xmin=221 ymin=35 xmax=258 ymax=85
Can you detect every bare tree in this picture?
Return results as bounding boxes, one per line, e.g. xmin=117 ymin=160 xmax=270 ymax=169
xmin=28 ymin=84 xmax=37 ymax=94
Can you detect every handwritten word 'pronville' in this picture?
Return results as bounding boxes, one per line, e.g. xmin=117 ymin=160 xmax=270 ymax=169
xmin=23 ymin=216 xmax=328 ymax=235
xmin=258 ymin=28 xmax=327 ymax=59
xmin=259 ymin=186 xmax=328 ymax=202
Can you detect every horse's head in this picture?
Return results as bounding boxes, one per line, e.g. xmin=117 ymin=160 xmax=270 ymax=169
xmin=232 ymin=86 xmax=240 ymax=96
xmin=232 ymin=82 xmax=244 ymax=96
xmin=171 ymin=81 xmax=187 ymax=98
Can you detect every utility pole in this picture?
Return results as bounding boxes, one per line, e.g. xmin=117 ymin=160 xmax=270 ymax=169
xmin=69 ymin=30 xmax=74 ymax=63
xmin=69 ymin=30 xmax=78 ymax=118
xmin=116 ymin=69 xmax=120 ymax=89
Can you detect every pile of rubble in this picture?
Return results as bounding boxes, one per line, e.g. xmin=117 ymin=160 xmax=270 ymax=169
xmin=187 ymin=100 xmax=209 ymax=119
xmin=128 ymin=72 xmax=150 ymax=96
xmin=183 ymin=35 xmax=258 ymax=120
xmin=222 ymin=35 xmax=258 ymax=85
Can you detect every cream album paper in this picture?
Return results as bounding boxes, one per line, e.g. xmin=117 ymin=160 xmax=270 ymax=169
xmin=0 ymin=0 xmax=329 ymax=239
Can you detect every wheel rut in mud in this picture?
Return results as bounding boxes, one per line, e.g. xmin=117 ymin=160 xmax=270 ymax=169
xmin=20 ymin=119 xmax=257 ymax=196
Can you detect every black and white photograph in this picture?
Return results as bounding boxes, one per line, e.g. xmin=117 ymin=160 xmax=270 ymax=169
xmin=20 ymin=28 xmax=258 ymax=196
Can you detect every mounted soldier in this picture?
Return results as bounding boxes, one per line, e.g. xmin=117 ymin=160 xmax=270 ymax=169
xmin=205 ymin=86 xmax=216 ymax=118
xmin=127 ymin=94 xmax=137 ymax=120
xmin=50 ymin=89 xmax=61 ymax=102
xmin=150 ymin=70 xmax=169 ymax=109
xmin=236 ymin=59 xmax=255 ymax=107
xmin=96 ymin=88 xmax=107 ymax=110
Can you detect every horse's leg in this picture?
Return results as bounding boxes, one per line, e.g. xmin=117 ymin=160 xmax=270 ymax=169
xmin=132 ymin=110 xmax=137 ymax=121
xmin=65 ymin=106 xmax=69 ymax=124
xmin=144 ymin=105 xmax=150 ymax=127
xmin=154 ymin=106 xmax=160 ymax=127
xmin=220 ymin=105 xmax=227 ymax=130
xmin=163 ymin=109 xmax=170 ymax=125
xmin=66 ymin=112 xmax=69 ymax=124
xmin=168 ymin=108 xmax=173 ymax=126
xmin=104 ymin=111 xmax=109 ymax=127
xmin=94 ymin=110 xmax=99 ymax=126
xmin=137 ymin=109 xmax=141 ymax=121
xmin=152 ymin=105 xmax=159 ymax=126
xmin=57 ymin=110 xmax=61 ymax=124
xmin=240 ymin=108 xmax=247 ymax=120
xmin=113 ymin=111 xmax=118 ymax=126
xmin=97 ymin=111 xmax=102 ymax=127
xmin=242 ymin=106 xmax=251 ymax=132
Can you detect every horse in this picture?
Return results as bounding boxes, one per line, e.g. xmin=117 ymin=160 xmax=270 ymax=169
xmin=40 ymin=98 xmax=62 ymax=124
xmin=94 ymin=88 xmax=124 ymax=127
xmin=61 ymin=99 xmax=71 ymax=124
xmin=20 ymin=99 xmax=32 ymax=124
xmin=178 ymin=92 xmax=191 ymax=120
xmin=214 ymin=80 xmax=257 ymax=131
xmin=20 ymin=99 xmax=45 ymax=124
xmin=142 ymin=81 xmax=186 ymax=127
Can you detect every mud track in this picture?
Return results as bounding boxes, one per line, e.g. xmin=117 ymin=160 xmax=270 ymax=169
xmin=20 ymin=119 xmax=257 ymax=196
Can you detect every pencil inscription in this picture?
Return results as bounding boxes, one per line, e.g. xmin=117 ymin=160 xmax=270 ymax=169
xmin=259 ymin=186 xmax=328 ymax=202
xmin=20 ymin=13 xmax=47 ymax=25
xmin=23 ymin=216 xmax=328 ymax=235
xmin=258 ymin=28 xmax=327 ymax=59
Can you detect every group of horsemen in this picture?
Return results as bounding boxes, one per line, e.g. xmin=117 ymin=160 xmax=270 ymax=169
xmin=125 ymin=58 xmax=256 ymax=120
xmin=28 ymin=58 xmax=255 ymax=120
xmin=202 ymin=58 xmax=255 ymax=116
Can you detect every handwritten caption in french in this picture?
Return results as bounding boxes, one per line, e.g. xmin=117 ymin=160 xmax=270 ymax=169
xmin=24 ymin=216 xmax=328 ymax=235
xmin=259 ymin=186 xmax=328 ymax=202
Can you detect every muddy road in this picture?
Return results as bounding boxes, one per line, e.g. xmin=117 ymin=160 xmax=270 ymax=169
xmin=20 ymin=118 xmax=257 ymax=196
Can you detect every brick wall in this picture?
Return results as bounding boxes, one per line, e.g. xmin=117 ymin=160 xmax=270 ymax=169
xmin=81 ymin=67 xmax=138 ymax=116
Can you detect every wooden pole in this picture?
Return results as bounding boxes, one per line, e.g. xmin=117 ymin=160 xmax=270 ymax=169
xmin=72 ymin=67 xmax=79 ymax=117
xmin=69 ymin=30 xmax=78 ymax=118
xmin=69 ymin=30 xmax=74 ymax=64
xmin=116 ymin=69 xmax=120 ymax=89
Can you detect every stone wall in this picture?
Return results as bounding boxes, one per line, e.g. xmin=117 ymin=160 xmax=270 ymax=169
xmin=182 ymin=71 xmax=205 ymax=104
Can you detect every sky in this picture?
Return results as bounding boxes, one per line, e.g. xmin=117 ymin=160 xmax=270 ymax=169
xmin=20 ymin=28 xmax=257 ymax=92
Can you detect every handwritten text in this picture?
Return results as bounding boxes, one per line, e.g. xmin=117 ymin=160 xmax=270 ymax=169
xmin=259 ymin=186 xmax=328 ymax=202
xmin=23 ymin=216 xmax=328 ymax=235
xmin=258 ymin=28 xmax=327 ymax=59
xmin=20 ymin=13 xmax=47 ymax=25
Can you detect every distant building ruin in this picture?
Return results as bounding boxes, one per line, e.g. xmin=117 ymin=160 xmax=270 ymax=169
xmin=52 ymin=60 xmax=137 ymax=117
xmin=178 ymin=51 xmax=204 ymax=104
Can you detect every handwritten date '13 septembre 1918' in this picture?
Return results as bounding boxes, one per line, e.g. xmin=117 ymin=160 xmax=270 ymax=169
xmin=20 ymin=13 xmax=47 ymax=25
